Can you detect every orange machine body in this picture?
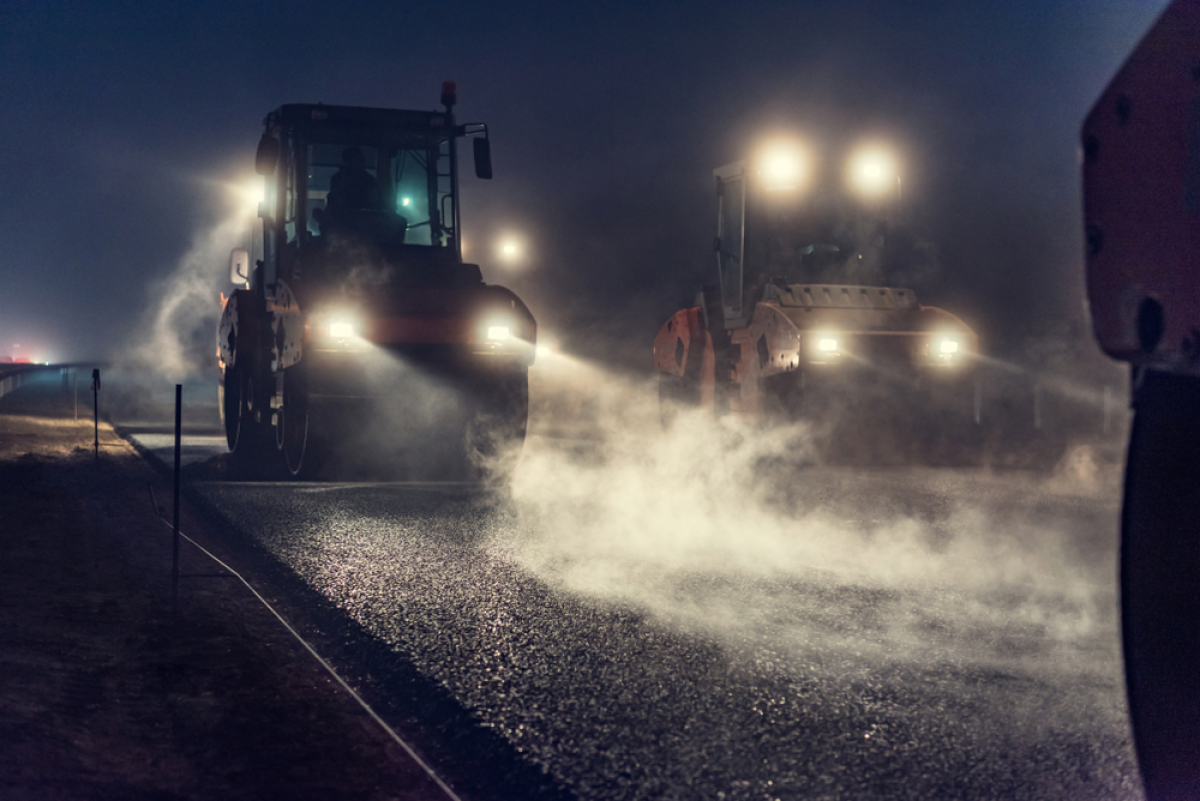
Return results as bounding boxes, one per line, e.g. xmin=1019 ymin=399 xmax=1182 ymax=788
xmin=654 ymin=286 xmax=976 ymax=417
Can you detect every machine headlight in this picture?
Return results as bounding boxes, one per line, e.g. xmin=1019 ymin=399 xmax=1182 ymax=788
xmin=846 ymin=144 xmax=900 ymax=199
xmin=477 ymin=311 xmax=534 ymax=361
xmin=808 ymin=332 xmax=843 ymax=363
xmin=929 ymin=333 xmax=968 ymax=364
xmin=310 ymin=312 xmax=368 ymax=352
xmin=758 ymin=139 xmax=813 ymax=193
xmin=329 ymin=321 xmax=357 ymax=339
xmin=480 ymin=314 xmax=520 ymax=347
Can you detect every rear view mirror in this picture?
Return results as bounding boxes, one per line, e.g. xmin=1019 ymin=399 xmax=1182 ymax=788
xmin=473 ymin=137 xmax=493 ymax=180
xmin=255 ymin=136 xmax=279 ymax=175
xmin=230 ymin=248 xmax=250 ymax=285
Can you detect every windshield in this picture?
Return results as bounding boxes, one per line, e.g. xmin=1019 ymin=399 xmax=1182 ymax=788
xmin=300 ymin=138 xmax=453 ymax=248
xmin=754 ymin=196 xmax=886 ymax=286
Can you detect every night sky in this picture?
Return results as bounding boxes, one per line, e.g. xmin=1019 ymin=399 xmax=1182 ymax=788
xmin=0 ymin=0 xmax=1167 ymax=371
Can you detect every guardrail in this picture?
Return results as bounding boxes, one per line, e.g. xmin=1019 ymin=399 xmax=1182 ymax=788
xmin=0 ymin=364 xmax=50 ymax=401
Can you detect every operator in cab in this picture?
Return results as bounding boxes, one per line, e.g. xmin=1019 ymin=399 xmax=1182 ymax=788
xmin=327 ymin=146 xmax=382 ymax=211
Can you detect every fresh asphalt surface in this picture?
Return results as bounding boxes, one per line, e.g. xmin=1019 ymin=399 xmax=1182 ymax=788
xmin=104 ymin=368 xmax=1140 ymax=800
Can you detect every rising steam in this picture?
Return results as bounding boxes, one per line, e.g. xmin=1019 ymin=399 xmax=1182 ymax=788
xmin=128 ymin=179 xmax=257 ymax=382
xmin=504 ymin=349 xmax=1123 ymax=671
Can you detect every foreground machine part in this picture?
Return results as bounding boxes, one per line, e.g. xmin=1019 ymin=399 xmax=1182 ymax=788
xmin=1083 ymin=3 xmax=1200 ymax=797
xmin=218 ymin=84 xmax=535 ymax=480
xmin=653 ymin=147 xmax=978 ymax=463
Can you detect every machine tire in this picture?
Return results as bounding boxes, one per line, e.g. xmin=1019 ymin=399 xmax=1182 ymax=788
xmin=224 ymin=360 xmax=271 ymax=463
xmin=659 ymin=371 xmax=702 ymax=429
xmin=279 ymin=362 xmax=324 ymax=479
xmin=759 ymin=370 xmax=806 ymax=422
xmin=222 ymin=363 xmax=243 ymax=452
xmin=1121 ymin=370 xmax=1200 ymax=801
xmin=912 ymin=374 xmax=987 ymax=467
xmin=463 ymin=372 xmax=528 ymax=484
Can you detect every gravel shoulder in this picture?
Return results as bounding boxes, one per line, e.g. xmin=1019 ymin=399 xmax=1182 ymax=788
xmin=0 ymin=371 xmax=450 ymax=800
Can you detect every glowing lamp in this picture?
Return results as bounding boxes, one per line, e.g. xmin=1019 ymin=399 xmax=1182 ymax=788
xmin=497 ymin=237 xmax=523 ymax=263
xmin=929 ymin=333 xmax=968 ymax=365
xmin=809 ymin=333 xmax=843 ymax=363
xmin=847 ymin=145 xmax=899 ymax=198
xmin=758 ymin=141 xmax=811 ymax=192
xmin=237 ymin=176 xmax=266 ymax=216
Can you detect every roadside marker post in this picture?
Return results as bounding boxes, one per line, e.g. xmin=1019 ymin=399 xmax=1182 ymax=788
xmin=172 ymin=383 xmax=181 ymax=616
xmin=160 ymin=385 xmax=238 ymax=617
xmin=91 ymin=368 xmax=100 ymax=460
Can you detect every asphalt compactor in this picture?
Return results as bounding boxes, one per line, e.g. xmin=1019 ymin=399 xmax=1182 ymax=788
xmin=654 ymin=141 xmax=978 ymax=463
xmin=218 ymin=84 xmax=535 ymax=479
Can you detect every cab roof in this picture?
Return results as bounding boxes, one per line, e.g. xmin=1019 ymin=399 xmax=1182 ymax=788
xmin=265 ymin=104 xmax=451 ymax=136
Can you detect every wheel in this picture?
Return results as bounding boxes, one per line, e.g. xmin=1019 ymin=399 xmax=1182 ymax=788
xmin=659 ymin=371 xmax=702 ymax=429
xmin=911 ymin=374 xmax=987 ymax=467
xmin=1121 ymin=370 xmax=1200 ymax=800
xmin=759 ymin=370 xmax=806 ymax=422
xmin=223 ymin=359 xmax=271 ymax=460
xmin=463 ymin=373 xmax=528 ymax=483
xmin=278 ymin=363 xmax=324 ymax=479
xmin=221 ymin=362 xmax=242 ymax=451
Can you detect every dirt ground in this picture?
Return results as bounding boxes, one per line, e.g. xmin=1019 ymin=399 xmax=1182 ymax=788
xmin=0 ymin=373 xmax=451 ymax=800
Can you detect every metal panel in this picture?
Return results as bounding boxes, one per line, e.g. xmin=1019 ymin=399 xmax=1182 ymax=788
xmin=714 ymin=162 xmax=747 ymax=327
xmin=1083 ymin=0 xmax=1200 ymax=368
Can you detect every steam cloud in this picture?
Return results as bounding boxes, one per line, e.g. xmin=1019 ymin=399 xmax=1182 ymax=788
xmin=128 ymin=204 xmax=249 ymax=383
xmin=504 ymin=350 xmax=1123 ymax=672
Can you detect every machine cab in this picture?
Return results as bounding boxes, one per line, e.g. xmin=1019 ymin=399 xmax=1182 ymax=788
xmin=251 ymin=101 xmax=491 ymax=290
xmin=712 ymin=143 xmax=905 ymax=332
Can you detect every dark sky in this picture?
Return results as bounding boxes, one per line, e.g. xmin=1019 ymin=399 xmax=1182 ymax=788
xmin=0 ymin=0 xmax=1167 ymax=369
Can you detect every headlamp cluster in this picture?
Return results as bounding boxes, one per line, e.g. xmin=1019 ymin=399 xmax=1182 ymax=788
xmin=310 ymin=311 xmax=367 ymax=352
xmin=807 ymin=332 xmax=843 ymax=364
xmin=927 ymin=332 xmax=970 ymax=366
xmin=478 ymin=312 xmax=530 ymax=352
xmin=757 ymin=140 xmax=900 ymax=200
xmin=801 ymin=330 xmax=971 ymax=368
xmin=328 ymin=321 xmax=356 ymax=340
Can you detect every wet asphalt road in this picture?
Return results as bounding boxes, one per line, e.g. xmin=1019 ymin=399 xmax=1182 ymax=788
xmin=112 ymin=370 xmax=1141 ymax=801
